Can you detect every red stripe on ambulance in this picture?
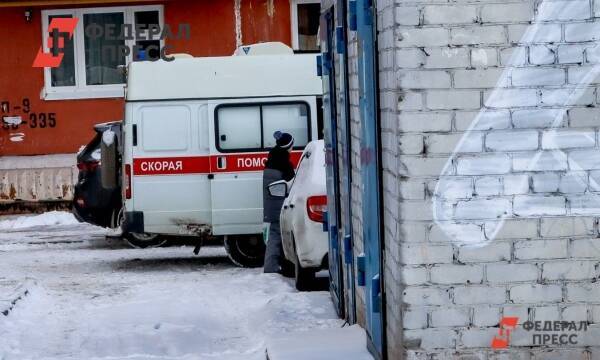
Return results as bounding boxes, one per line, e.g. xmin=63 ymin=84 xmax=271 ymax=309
xmin=133 ymin=152 xmax=302 ymax=176
xmin=133 ymin=156 xmax=210 ymax=175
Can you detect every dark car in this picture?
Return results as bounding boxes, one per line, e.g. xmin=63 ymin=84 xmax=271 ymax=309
xmin=73 ymin=121 xmax=122 ymax=228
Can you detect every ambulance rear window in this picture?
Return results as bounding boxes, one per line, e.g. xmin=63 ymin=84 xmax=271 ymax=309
xmin=215 ymin=102 xmax=310 ymax=153
xmin=140 ymin=105 xmax=191 ymax=151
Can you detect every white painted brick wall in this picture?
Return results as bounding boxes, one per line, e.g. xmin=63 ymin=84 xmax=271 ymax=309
xmin=510 ymin=284 xmax=563 ymax=303
xmin=471 ymin=48 xmax=498 ymax=68
xmin=426 ymin=133 xmax=482 ymax=154
xmin=430 ymin=264 xmax=483 ymax=285
xmin=485 ymin=218 xmax=538 ymax=239
xmin=541 ymin=129 xmax=596 ymax=149
xmin=529 ymin=45 xmax=556 ymax=65
xmin=399 ymin=28 xmax=449 ymax=47
xmin=537 ymin=0 xmax=591 ymax=21
xmin=473 ymin=306 xmax=500 ymax=327
xmin=399 ymin=71 xmax=451 ymax=89
xmin=403 ymin=309 xmax=427 ymax=331
xmin=454 ymin=286 xmax=507 ymax=305
xmin=513 ymin=109 xmax=566 ymax=129
xmin=558 ymin=44 xmax=586 ymax=64
xmin=401 ymin=243 xmax=453 ymax=265
xmin=451 ymin=26 xmax=506 ymax=46
xmin=454 ymin=68 xmax=507 ymax=88
xmin=403 ymin=287 xmax=452 ymax=306
xmin=455 ymin=110 xmax=511 ymax=131
xmin=342 ymin=0 xmax=600 ymax=357
xmin=475 ymin=176 xmax=502 ymax=196
xmin=542 ymin=261 xmax=598 ymax=281
xmin=532 ymin=173 xmax=560 ymax=193
xmin=458 ymin=242 xmax=511 ymax=263
xmin=457 ymin=154 xmax=511 ymax=175
xmin=481 ymin=3 xmax=533 ymax=23
xmin=486 ymin=263 xmax=539 ymax=283
xmin=424 ymin=48 xmax=470 ymax=69
xmin=571 ymin=239 xmax=600 ymax=258
xmin=540 ymin=217 xmax=595 ymax=237
xmin=502 ymin=175 xmax=530 ymax=195
xmin=485 ymin=130 xmax=539 ymax=151
xmin=424 ymin=5 xmax=477 ymax=25
xmin=426 ymin=90 xmax=481 ymax=110
xmin=398 ymin=112 xmax=452 ymax=133
xmin=512 ymin=68 xmax=565 ymax=86
xmin=430 ymin=307 xmax=470 ymax=327
xmin=514 ymin=239 xmax=568 ymax=260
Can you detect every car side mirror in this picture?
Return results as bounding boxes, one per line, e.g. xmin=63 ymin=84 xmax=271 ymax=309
xmin=268 ymin=180 xmax=288 ymax=198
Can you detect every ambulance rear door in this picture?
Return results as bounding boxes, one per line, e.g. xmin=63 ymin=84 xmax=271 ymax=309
xmin=130 ymin=101 xmax=212 ymax=235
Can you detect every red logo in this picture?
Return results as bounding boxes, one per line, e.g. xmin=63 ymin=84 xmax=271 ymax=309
xmin=32 ymin=18 xmax=78 ymax=68
xmin=491 ymin=317 xmax=519 ymax=349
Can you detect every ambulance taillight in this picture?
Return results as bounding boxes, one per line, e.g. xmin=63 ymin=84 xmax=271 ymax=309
xmin=125 ymin=164 xmax=132 ymax=199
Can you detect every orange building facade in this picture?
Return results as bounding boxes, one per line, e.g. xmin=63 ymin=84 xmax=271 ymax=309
xmin=0 ymin=0 xmax=298 ymax=156
xmin=0 ymin=0 xmax=320 ymax=204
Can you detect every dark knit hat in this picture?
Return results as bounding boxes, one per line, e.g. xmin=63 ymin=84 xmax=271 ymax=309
xmin=274 ymin=131 xmax=294 ymax=149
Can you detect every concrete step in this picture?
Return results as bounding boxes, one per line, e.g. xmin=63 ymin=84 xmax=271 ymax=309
xmin=265 ymin=325 xmax=374 ymax=360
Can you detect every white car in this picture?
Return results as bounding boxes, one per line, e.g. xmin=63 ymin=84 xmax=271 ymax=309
xmin=268 ymin=140 xmax=328 ymax=290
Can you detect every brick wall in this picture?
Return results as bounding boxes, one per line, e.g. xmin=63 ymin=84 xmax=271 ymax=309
xmin=394 ymin=0 xmax=600 ymax=358
xmin=378 ymin=0 xmax=404 ymax=358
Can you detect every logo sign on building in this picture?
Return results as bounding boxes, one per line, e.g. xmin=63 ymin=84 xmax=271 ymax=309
xmin=491 ymin=317 xmax=519 ymax=349
xmin=33 ymin=19 xmax=191 ymax=68
xmin=32 ymin=18 xmax=78 ymax=68
xmin=491 ymin=316 xmax=590 ymax=349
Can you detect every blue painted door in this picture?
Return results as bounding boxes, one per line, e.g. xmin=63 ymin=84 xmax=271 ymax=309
xmin=354 ymin=0 xmax=384 ymax=356
xmin=320 ymin=7 xmax=345 ymax=318
xmin=335 ymin=0 xmax=357 ymax=325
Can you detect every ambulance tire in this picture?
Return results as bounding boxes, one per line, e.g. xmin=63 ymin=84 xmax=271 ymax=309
xmin=224 ymin=234 xmax=265 ymax=268
xmin=124 ymin=232 xmax=167 ymax=249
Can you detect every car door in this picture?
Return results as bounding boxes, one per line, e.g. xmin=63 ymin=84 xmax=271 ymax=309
xmin=280 ymin=150 xmax=309 ymax=255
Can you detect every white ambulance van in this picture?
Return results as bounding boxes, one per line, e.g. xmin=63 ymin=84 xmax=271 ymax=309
xmin=120 ymin=43 xmax=322 ymax=266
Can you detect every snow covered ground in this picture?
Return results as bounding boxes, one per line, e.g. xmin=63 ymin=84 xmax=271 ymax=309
xmin=0 ymin=212 xmax=342 ymax=360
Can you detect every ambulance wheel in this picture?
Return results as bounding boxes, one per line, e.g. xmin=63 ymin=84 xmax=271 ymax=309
xmin=124 ymin=232 xmax=167 ymax=249
xmin=224 ymin=234 xmax=265 ymax=268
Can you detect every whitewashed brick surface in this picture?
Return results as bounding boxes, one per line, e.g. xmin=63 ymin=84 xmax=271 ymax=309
xmin=330 ymin=0 xmax=600 ymax=357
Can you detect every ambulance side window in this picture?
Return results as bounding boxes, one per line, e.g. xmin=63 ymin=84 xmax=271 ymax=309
xmin=216 ymin=106 xmax=262 ymax=151
xmin=215 ymin=102 xmax=310 ymax=153
xmin=141 ymin=105 xmax=190 ymax=151
xmin=262 ymin=104 xmax=309 ymax=148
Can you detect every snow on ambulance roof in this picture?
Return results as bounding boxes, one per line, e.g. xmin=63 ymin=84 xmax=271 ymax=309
xmin=126 ymin=53 xmax=322 ymax=101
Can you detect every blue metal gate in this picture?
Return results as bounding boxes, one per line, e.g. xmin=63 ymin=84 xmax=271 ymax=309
xmin=352 ymin=0 xmax=385 ymax=357
xmin=320 ymin=6 xmax=345 ymax=318
xmin=336 ymin=0 xmax=357 ymax=325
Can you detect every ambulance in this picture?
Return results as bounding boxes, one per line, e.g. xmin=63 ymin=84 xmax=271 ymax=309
xmin=118 ymin=43 xmax=323 ymax=266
